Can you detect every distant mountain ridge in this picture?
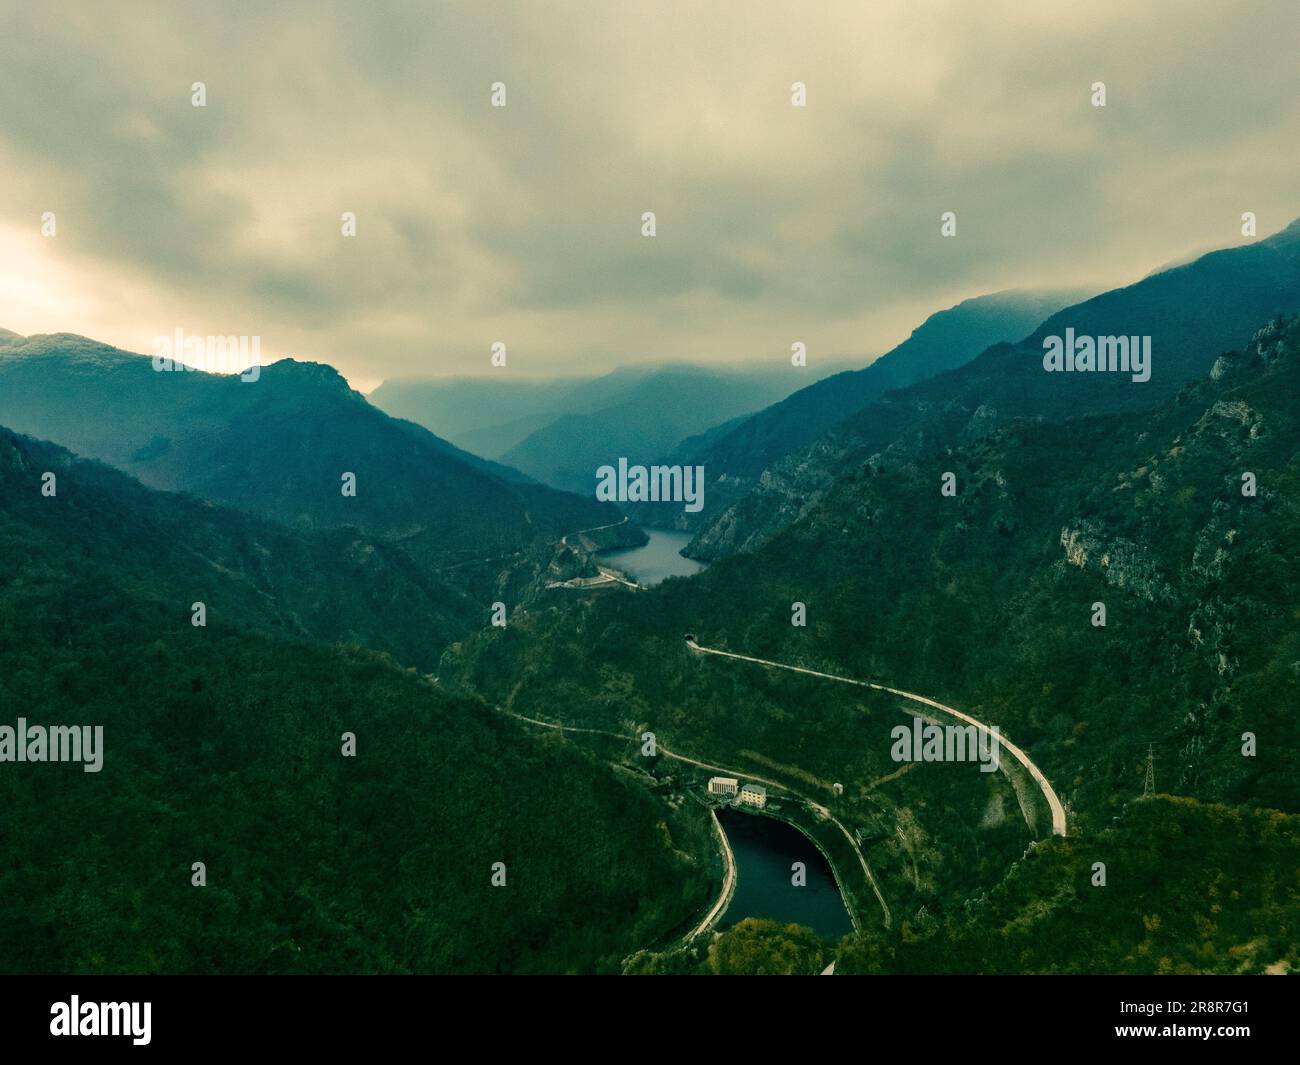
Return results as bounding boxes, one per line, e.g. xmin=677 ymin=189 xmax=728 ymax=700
xmin=626 ymin=288 xmax=1085 ymax=530
xmin=0 ymin=427 xmax=478 ymax=668
xmin=371 ymin=373 xmax=610 ymax=459
xmin=374 ymin=363 xmax=849 ymax=497
xmin=0 ymin=334 xmax=617 ymax=570
xmin=497 ymin=365 xmax=816 ymax=495
xmin=686 ymin=218 xmax=1300 ymax=558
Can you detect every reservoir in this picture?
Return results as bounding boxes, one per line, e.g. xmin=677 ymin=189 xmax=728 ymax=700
xmin=717 ymin=808 xmax=854 ymax=938
xmin=598 ymin=529 xmax=706 ymax=587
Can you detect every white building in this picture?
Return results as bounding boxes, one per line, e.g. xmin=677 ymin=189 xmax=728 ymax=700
xmin=738 ymin=783 xmax=767 ymax=809
xmin=708 ymin=776 xmax=738 ymax=797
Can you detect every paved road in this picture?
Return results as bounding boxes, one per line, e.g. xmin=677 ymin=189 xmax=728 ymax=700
xmin=634 ymin=742 xmax=885 ymax=931
xmin=686 ymin=808 xmax=736 ymax=941
xmin=685 ymin=638 xmax=1068 ymax=837
xmin=496 ymin=706 xmax=890 ymax=931
xmin=546 ymin=569 xmax=637 ymax=590
xmin=559 ymin=515 xmax=629 ymax=548
xmin=552 ymin=518 xmax=640 ymax=589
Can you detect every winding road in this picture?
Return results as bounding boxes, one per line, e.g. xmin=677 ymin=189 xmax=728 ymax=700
xmin=684 ymin=638 xmax=1067 ymax=837
xmin=493 ymin=638 xmax=1064 ymax=947
xmin=559 ymin=515 xmax=630 ymax=548
xmin=496 ymin=705 xmax=890 ymax=932
xmin=686 ymin=808 xmax=736 ymax=941
xmin=486 ymin=518 xmax=1063 ymax=963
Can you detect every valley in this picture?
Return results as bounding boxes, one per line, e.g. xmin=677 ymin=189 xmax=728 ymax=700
xmin=3 ymin=242 xmax=1299 ymax=978
xmin=3 ymin=1 xmax=1300 ymax=1034
xmin=445 ymin=312 xmax=1300 ymax=974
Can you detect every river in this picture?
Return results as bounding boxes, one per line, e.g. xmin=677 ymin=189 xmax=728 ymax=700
xmin=716 ymin=808 xmax=854 ymax=938
xmin=598 ymin=529 xmax=707 ymax=587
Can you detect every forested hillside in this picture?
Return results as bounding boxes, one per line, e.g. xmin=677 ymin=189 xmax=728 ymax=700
xmin=0 ymin=429 xmax=479 ymax=667
xmin=632 ymin=799 xmax=1300 ymax=975
xmin=446 ymin=316 xmax=1300 ymax=972
xmin=0 ymin=431 xmax=711 ymax=973
xmin=687 ymin=219 xmax=1300 ymax=559
xmin=0 ymin=334 xmax=617 ymax=570
xmin=633 ymin=288 xmax=1079 ymax=531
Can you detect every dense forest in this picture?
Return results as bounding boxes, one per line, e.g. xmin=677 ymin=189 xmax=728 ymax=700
xmin=446 ymin=317 xmax=1300 ymax=973
xmin=685 ymin=220 xmax=1300 ymax=559
xmin=3 ymin=318 xmax=1297 ymax=974
xmin=630 ymin=799 xmax=1299 ymax=975
xmin=0 ymin=437 xmax=712 ymax=973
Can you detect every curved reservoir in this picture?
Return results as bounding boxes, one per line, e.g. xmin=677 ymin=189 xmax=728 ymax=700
xmin=717 ymin=808 xmax=853 ymax=938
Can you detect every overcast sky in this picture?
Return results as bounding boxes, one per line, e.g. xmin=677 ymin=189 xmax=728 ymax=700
xmin=0 ymin=0 xmax=1296 ymax=390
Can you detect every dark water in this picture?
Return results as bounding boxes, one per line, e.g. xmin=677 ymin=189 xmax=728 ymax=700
xmin=717 ymin=808 xmax=853 ymax=937
xmin=598 ymin=529 xmax=706 ymax=586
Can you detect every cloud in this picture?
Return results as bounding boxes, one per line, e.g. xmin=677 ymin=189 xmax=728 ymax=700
xmin=0 ymin=0 xmax=1296 ymax=387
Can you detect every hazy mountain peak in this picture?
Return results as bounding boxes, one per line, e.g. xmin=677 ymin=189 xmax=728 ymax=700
xmin=258 ymin=357 xmax=357 ymax=395
xmin=1144 ymin=216 xmax=1300 ymax=281
xmin=627 ymin=286 xmax=1084 ymax=532
xmin=684 ymin=226 xmax=1300 ymax=560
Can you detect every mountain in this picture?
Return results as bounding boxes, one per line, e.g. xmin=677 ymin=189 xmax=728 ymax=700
xmin=834 ymin=796 xmax=1300 ymax=975
xmin=626 ymin=289 xmax=1083 ymax=531
xmin=0 ymin=428 xmax=484 ymax=668
xmin=369 ymin=374 xmax=607 ymax=459
xmin=640 ymin=798 xmax=1300 ymax=975
xmin=496 ymin=365 xmax=821 ymax=495
xmin=0 ymin=435 xmax=711 ymax=971
xmin=370 ymin=363 xmax=852 ymax=468
xmin=687 ymin=219 xmax=1300 ymax=558
xmin=443 ymin=315 xmax=1300 ymax=973
xmin=0 ymin=334 xmax=619 ymax=571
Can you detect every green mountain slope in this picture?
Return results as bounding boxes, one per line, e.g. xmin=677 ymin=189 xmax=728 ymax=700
xmin=0 ymin=442 xmax=710 ymax=973
xmin=443 ymin=315 xmax=1300 ymax=972
xmin=0 ymin=428 xmax=481 ymax=668
xmin=0 ymin=334 xmax=617 ymax=570
xmin=836 ymin=797 xmax=1300 ymax=975
xmin=688 ymin=219 xmax=1300 ymax=559
xmin=635 ymin=289 xmax=1081 ymax=531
